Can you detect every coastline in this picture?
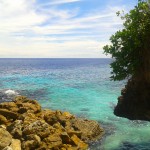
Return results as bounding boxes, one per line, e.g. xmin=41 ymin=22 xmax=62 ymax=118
xmin=0 ymin=96 xmax=104 ymax=150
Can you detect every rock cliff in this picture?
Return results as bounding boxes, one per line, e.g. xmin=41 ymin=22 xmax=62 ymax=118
xmin=114 ymin=79 xmax=150 ymax=121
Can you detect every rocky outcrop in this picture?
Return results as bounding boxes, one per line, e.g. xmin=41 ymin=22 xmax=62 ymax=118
xmin=0 ymin=96 xmax=104 ymax=150
xmin=0 ymin=127 xmax=12 ymax=149
xmin=114 ymin=79 xmax=150 ymax=120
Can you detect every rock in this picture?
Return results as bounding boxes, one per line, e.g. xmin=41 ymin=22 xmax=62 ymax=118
xmin=10 ymin=139 xmax=21 ymax=150
xmin=26 ymin=134 xmax=41 ymax=145
xmin=7 ymin=120 xmax=23 ymax=139
xmin=71 ymin=134 xmax=88 ymax=150
xmin=22 ymin=140 xmax=35 ymax=150
xmin=0 ymin=114 xmax=8 ymax=125
xmin=15 ymin=96 xmax=41 ymax=114
xmin=0 ymin=102 xmax=18 ymax=113
xmin=62 ymin=112 xmax=74 ymax=119
xmin=0 ymin=124 xmax=6 ymax=129
xmin=2 ymin=146 xmax=13 ymax=150
xmin=0 ymin=96 xmax=104 ymax=150
xmin=0 ymin=109 xmax=18 ymax=120
xmin=67 ymin=130 xmax=82 ymax=138
xmin=23 ymin=120 xmax=55 ymax=139
xmin=19 ymin=112 xmax=38 ymax=127
xmin=114 ymin=79 xmax=150 ymax=120
xmin=60 ymin=132 xmax=71 ymax=144
xmin=43 ymin=134 xmax=62 ymax=149
xmin=43 ymin=110 xmax=58 ymax=125
xmin=72 ymin=118 xmax=104 ymax=142
xmin=0 ymin=128 xmax=12 ymax=149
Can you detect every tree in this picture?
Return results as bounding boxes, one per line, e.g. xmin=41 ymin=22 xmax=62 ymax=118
xmin=103 ymin=0 xmax=150 ymax=120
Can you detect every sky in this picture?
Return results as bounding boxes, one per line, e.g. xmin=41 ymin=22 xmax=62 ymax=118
xmin=0 ymin=0 xmax=137 ymax=58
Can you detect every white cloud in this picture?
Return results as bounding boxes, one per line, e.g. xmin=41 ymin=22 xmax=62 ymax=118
xmin=39 ymin=0 xmax=82 ymax=6
xmin=0 ymin=0 xmax=131 ymax=58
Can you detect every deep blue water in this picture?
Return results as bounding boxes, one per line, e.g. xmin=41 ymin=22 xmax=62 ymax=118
xmin=0 ymin=58 xmax=150 ymax=150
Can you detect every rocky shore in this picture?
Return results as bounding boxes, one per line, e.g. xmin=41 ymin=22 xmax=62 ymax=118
xmin=114 ymin=79 xmax=150 ymax=121
xmin=0 ymin=96 xmax=104 ymax=150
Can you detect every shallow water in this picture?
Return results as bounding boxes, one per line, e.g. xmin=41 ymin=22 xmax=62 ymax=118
xmin=0 ymin=58 xmax=150 ymax=150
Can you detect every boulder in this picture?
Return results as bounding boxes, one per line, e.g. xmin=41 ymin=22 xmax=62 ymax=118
xmin=15 ymin=96 xmax=41 ymax=114
xmin=0 ymin=128 xmax=12 ymax=149
xmin=60 ymin=132 xmax=71 ymax=144
xmin=10 ymin=139 xmax=21 ymax=150
xmin=72 ymin=118 xmax=104 ymax=142
xmin=7 ymin=120 xmax=23 ymax=139
xmin=0 ymin=96 xmax=104 ymax=150
xmin=0 ymin=102 xmax=18 ymax=113
xmin=0 ymin=109 xmax=18 ymax=120
xmin=0 ymin=114 xmax=8 ymax=125
xmin=43 ymin=134 xmax=62 ymax=149
xmin=23 ymin=120 xmax=55 ymax=139
xmin=71 ymin=134 xmax=88 ymax=150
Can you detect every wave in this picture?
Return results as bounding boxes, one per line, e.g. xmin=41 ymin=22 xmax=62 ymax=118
xmin=0 ymin=89 xmax=19 ymax=103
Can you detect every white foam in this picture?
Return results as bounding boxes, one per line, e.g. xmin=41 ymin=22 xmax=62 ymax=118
xmin=5 ymin=89 xmax=18 ymax=95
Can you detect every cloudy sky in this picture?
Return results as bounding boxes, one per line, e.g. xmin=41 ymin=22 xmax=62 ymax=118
xmin=0 ymin=0 xmax=137 ymax=58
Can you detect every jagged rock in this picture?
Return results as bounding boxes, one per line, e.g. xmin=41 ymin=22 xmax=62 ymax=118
xmin=43 ymin=134 xmax=62 ymax=149
xmin=26 ymin=134 xmax=41 ymax=144
xmin=2 ymin=146 xmax=13 ymax=150
xmin=60 ymin=132 xmax=71 ymax=144
xmin=0 ymin=128 xmax=12 ymax=149
xmin=23 ymin=120 xmax=55 ymax=139
xmin=23 ymin=134 xmax=41 ymax=149
xmin=0 ymin=124 xmax=6 ymax=129
xmin=19 ymin=112 xmax=38 ymax=127
xmin=72 ymin=118 xmax=104 ymax=142
xmin=0 ymin=102 xmax=18 ymax=113
xmin=15 ymin=96 xmax=41 ymax=114
xmin=0 ymin=109 xmax=18 ymax=120
xmin=63 ymin=112 xmax=75 ymax=119
xmin=71 ymin=134 xmax=88 ymax=150
xmin=7 ymin=120 xmax=23 ymax=139
xmin=10 ymin=139 xmax=21 ymax=150
xmin=0 ymin=96 xmax=104 ymax=150
xmin=0 ymin=114 xmax=8 ymax=125
xmin=22 ymin=140 xmax=36 ymax=150
xmin=67 ymin=130 xmax=82 ymax=138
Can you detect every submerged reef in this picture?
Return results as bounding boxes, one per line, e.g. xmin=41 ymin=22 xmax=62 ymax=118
xmin=0 ymin=96 xmax=104 ymax=150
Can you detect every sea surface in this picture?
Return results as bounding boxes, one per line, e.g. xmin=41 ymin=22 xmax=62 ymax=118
xmin=0 ymin=58 xmax=150 ymax=150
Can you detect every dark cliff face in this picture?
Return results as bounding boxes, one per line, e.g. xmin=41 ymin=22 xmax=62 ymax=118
xmin=114 ymin=78 xmax=150 ymax=121
xmin=114 ymin=38 xmax=150 ymax=121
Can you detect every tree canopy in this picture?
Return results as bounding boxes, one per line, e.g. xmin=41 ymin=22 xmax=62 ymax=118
xmin=103 ymin=0 xmax=150 ymax=81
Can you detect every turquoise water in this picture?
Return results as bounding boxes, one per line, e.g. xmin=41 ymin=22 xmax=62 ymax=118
xmin=0 ymin=58 xmax=150 ymax=150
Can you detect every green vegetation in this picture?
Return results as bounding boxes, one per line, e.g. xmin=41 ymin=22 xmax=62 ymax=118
xmin=103 ymin=0 xmax=150 ymax=82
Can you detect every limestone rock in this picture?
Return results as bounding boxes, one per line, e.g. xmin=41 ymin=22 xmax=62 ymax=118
xmin=0 ymin=102 xmax=18 ymax=113
xmin=7 ymin=120 xmax=23 ymax=139
xmin=71 ymin=134 xmax=88 ymax=150
xmin=2 ymin=146 xmax=13 ymax=150
xmin=23 ymin=120 xmax=55 ymax=139
xmin=0 ymin=128 xmax=12 ymax=149
xmin=60 ymin=132 xmax=71 ymax=144
xmin=15 ymin=96 xmax=41 ymax=114
xmin=10 ymin=139 xmax=21 ymax=150
xmin=72 ymin=118 xmax=104 ymax=142
xmin=0 ymin=114 xmax=8 ymax=125
xmin=0 ymin=96 xmax=104 ymax=150
xmin=43 ymin=134 xmax=62 ymax=149
xmin=0 ymin=109 xmax=18 ymax=120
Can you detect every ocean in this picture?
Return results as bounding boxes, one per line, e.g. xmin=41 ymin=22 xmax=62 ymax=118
xmin=0 ymin=58 xmax=150 ymax=150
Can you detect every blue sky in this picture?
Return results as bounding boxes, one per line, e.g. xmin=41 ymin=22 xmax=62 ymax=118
xmin=0 ymin=0 xmax=137 ymax=58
